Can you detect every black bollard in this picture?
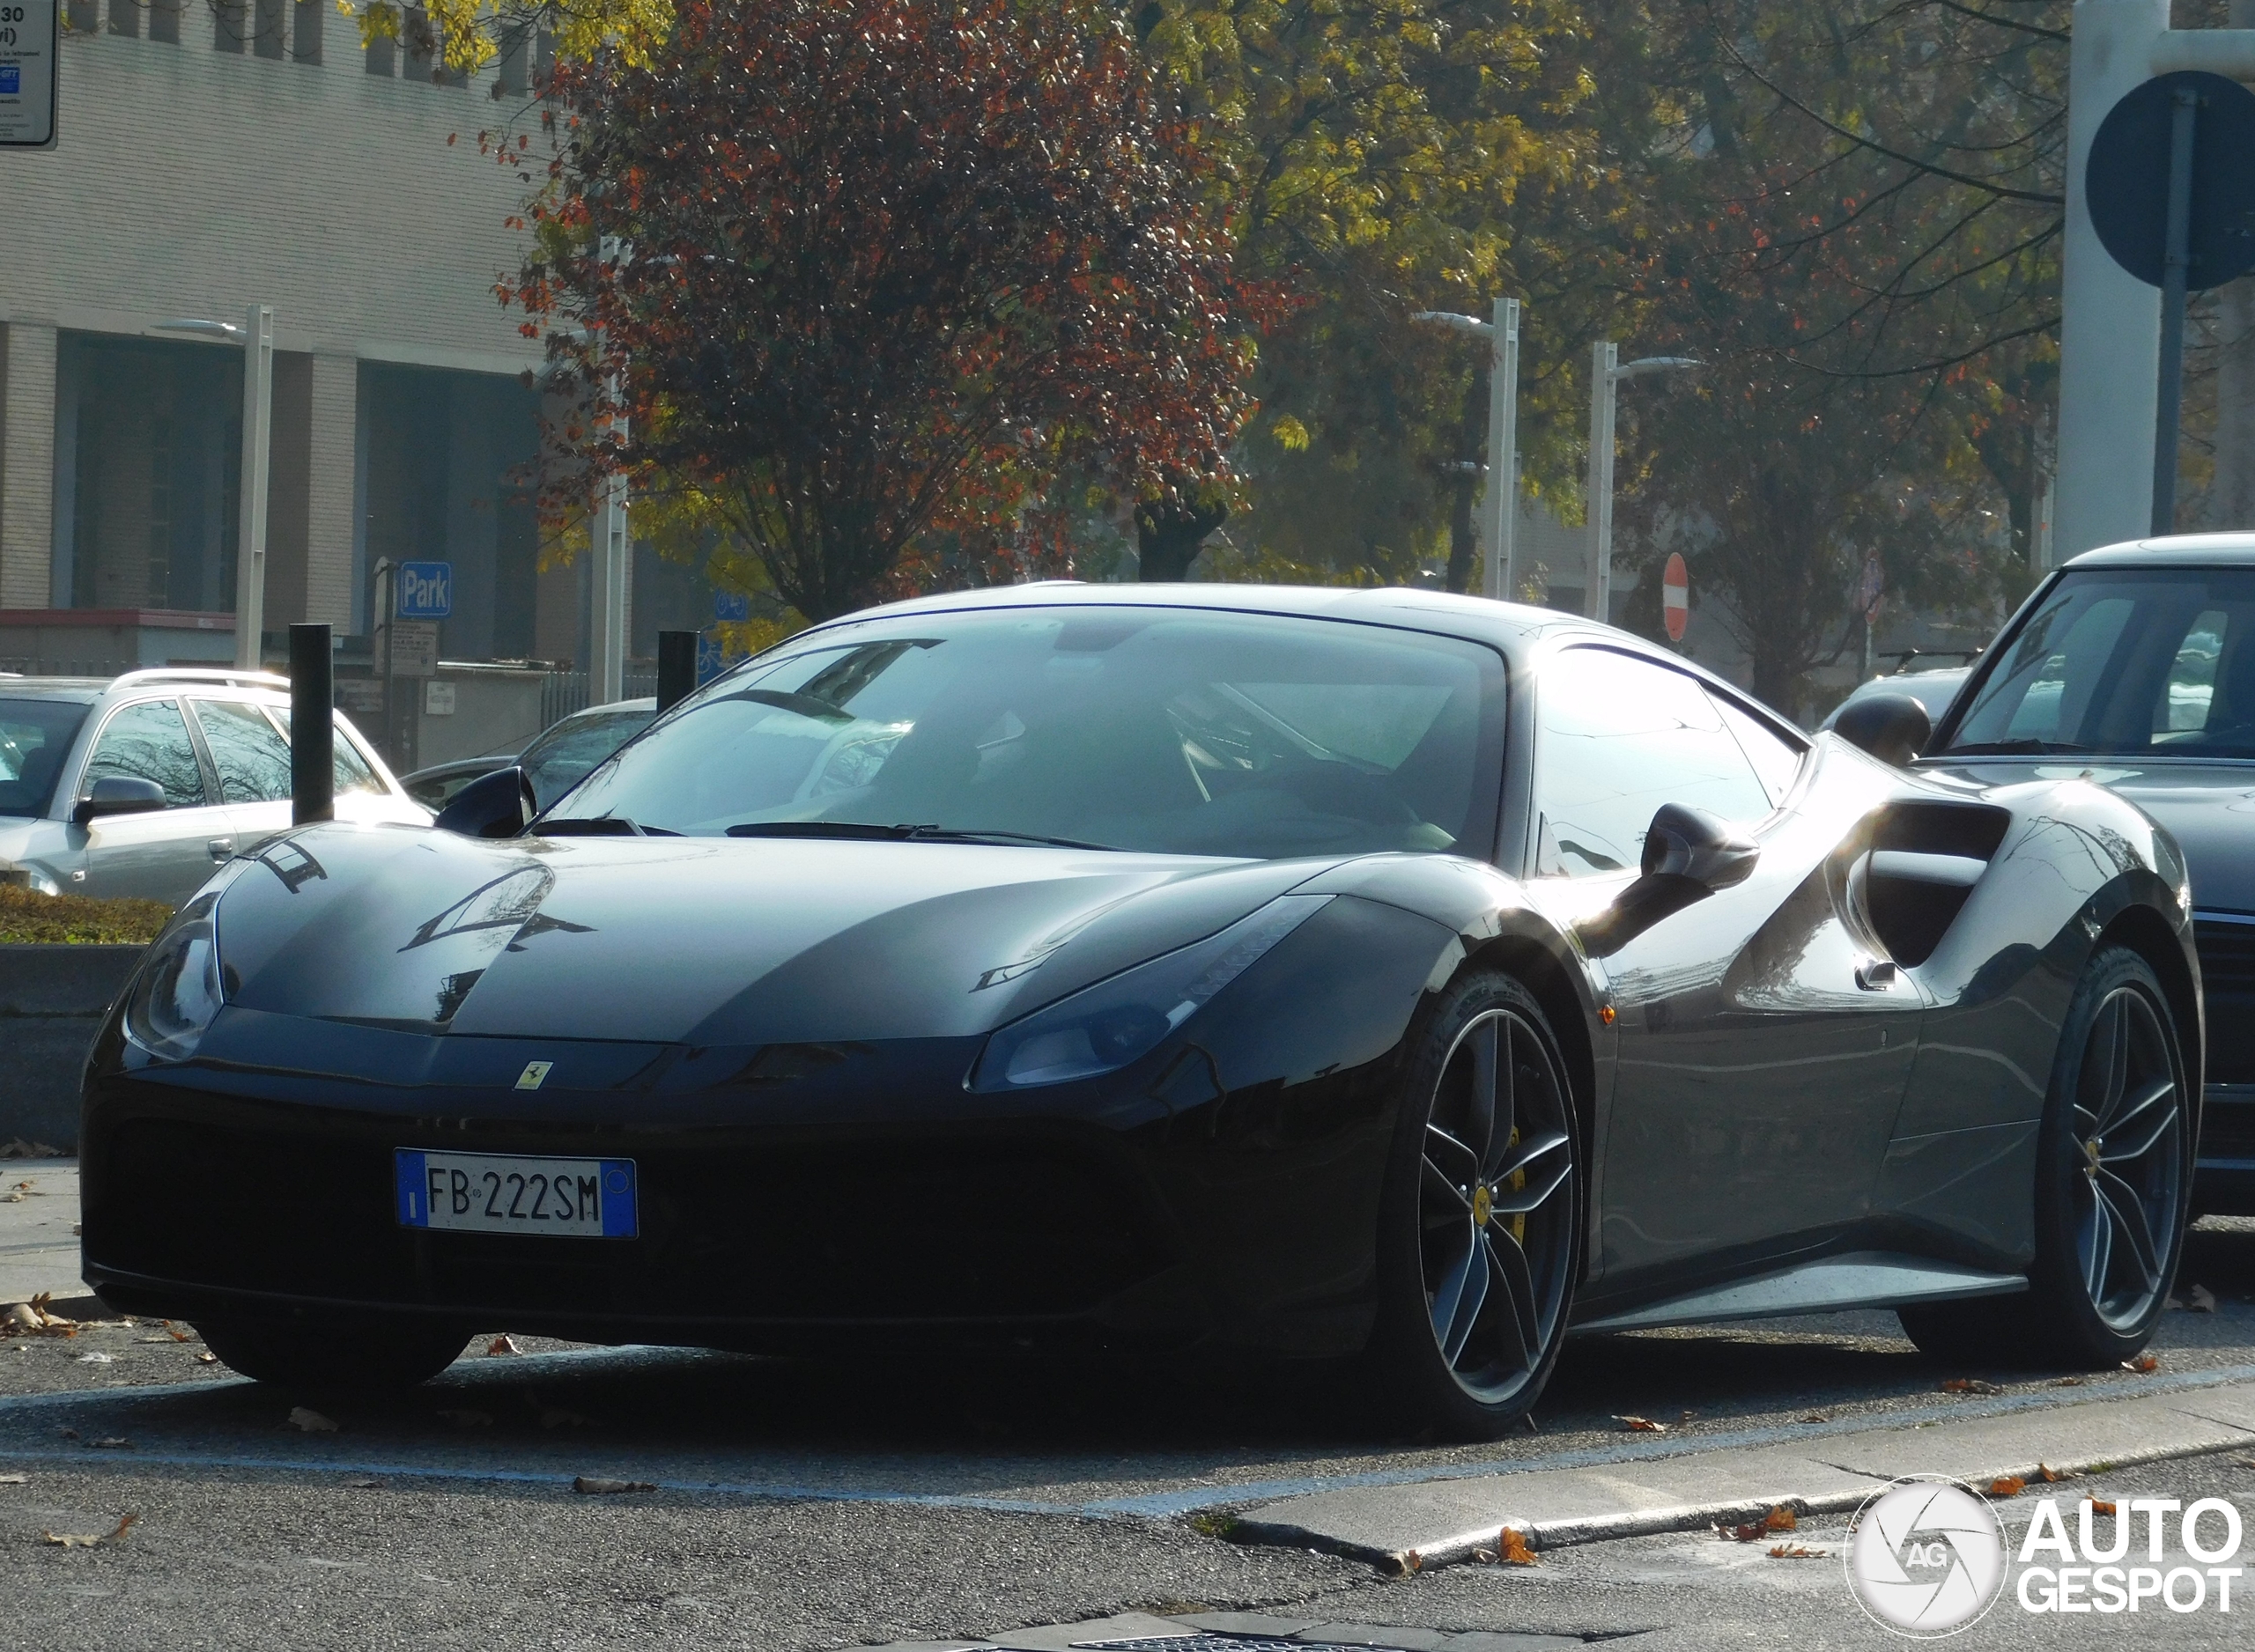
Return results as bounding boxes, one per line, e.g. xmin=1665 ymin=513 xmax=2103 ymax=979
xmin=290 ymin=623 xmax=335 ymax=826
xmin=657 ymin=629 xmax=699 ymax=713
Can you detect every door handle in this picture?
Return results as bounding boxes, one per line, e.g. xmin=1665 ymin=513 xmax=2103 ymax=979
xmin=207 ymin=837 xmax=236 ymax=860
xmin=1855 ymin=958 xmax=1898 ymax=991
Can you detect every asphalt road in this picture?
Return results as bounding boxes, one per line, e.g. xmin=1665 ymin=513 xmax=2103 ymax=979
xmin=2 ymin=1217 xmax=2251 ymax=1651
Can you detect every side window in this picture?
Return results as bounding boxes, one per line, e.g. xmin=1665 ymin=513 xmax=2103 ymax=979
xmin=193 ymin=699 xmax=294 ymax=803
xmin=263 ymin=707 xmax=384 ymax=795
xmin=1532 ymin=649 xmax=1771 ymax=878
xmin=83 ymin=700 xmax=206 ymax=808
xmin=1712 ymin=693 xmax=1805 ymax=808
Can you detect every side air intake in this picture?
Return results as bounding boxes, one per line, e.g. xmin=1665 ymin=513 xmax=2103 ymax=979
xmin=1860 ymin=802 xmax=2011 ymax=967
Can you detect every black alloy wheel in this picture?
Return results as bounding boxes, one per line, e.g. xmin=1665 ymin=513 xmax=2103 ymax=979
xmin=1373 ymin=972 xmax=1581 ymax=1437
xmin=2061 ymin=972 xmax=2185 ymax=1333
xmin=1901 ymin=945 xmax=2191 ymax=1368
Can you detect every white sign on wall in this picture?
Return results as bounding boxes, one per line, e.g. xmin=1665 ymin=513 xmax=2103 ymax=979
xmin=0 ymin=0 xmax=57 ymax=151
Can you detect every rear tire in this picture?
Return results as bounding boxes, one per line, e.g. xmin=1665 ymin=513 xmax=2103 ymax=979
xmin=1368 ymin=972 xmax=1583 ymax=1440
xmin=1898 ymin=945 xmax=2191 ymax=1370
xmin=196 ymin=1316 xmax=467 ymax=1391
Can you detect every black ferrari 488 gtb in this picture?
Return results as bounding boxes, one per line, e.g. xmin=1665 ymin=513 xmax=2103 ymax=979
xmin=81 ymin=586 xmax=2200 ymax=1436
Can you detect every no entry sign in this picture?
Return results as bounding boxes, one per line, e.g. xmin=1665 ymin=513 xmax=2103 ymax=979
xmin=1662 ymin=553 xmax=1689 ymax=642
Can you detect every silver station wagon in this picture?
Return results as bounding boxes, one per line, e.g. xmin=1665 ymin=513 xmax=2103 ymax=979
xmin=0 ymin=668 xmax=427 ymax=907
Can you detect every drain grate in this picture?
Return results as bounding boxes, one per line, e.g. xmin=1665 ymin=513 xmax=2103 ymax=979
xmin=1079 ymin=1640 xmax=1412 ymax=1652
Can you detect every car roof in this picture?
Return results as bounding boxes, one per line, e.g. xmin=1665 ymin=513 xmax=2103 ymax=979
xmin=0 ymin=677 xmax=109 ymax=704
xmin=2066 ymin=533 xmax=2255 ymax=569
xmin=769 ymin=581 xmax=1804 ymax=741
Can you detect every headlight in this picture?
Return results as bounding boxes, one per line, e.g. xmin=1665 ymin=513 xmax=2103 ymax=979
xmin=970 ymin=894 xmax=1331 ymax=1090
xmin=123 ymin=892 xmax=226 ymax=1062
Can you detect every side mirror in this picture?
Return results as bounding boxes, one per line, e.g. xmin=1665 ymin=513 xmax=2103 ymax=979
xmin=433 ymin=766 xmax=536 ymax=839
xmin=1833 ymin=691 xmax=1932 ymax=768
xmin=1641 ymin=801 xmax=1759 ymax=890
xmin=73 ymin=776 xmax=167 ymax=827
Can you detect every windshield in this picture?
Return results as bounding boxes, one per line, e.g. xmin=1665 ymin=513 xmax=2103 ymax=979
xmin=522 ymin=708 xmax=656 ymax=810
xmin=551 ymin=608 xmax=1503 ymax=859
xmin=0 ymin=700 xmax=92 ymax=818
xmin=1940 ymin=568 xmax=2255 ymax=761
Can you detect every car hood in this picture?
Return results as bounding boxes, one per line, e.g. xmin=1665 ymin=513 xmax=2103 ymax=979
xmin=211 ymin=823 xmax=1335 ymax=1044
xmin=1920 ymin=756 xmax=2255 ymax=913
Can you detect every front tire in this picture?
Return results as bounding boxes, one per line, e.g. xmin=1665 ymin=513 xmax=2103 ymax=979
xmin=1369 ymin=972 xmax=1583 ymax=1439
xmin=196 ymin=1316 xmax=468 ymax=1391
xmin=1900 ymin=945 xmax=2191 ymax=1368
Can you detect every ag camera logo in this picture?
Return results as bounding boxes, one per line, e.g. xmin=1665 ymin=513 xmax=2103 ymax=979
xmin=1845 ymin=1477 xmax=2008 ymax=1638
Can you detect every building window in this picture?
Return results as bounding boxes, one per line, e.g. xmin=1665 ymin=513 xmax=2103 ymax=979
xmin=105 ymin=0 xmax=137 ymax=40
xmin=253 ymin=0 xmax=284 ymax=58
xmin=290 ymin=0 xmax=321 ymax=63
xmin=149 ymin=0 xmax=180 ymax=44
xmin=56 ymin=336 xmax=241 ymax=615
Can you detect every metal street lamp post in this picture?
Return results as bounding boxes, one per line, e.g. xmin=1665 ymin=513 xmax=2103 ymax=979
xmin=1585 ymin=344 xmax=1700 ymax=622
xmin=154 ymin=306 xmax=275 ymax=672
xmin=1411 ymin=298 xmax=1520 ymax=600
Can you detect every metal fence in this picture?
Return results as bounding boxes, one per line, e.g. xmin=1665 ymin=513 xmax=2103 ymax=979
xmin=538 ymin=668 xmax=661 ymax=729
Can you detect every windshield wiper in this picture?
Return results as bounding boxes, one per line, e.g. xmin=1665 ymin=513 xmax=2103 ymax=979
xmin=724 ymin=821 xmax=1120 ymax=851
xmin=1940 ymin=739 xmax=2096 ymax=756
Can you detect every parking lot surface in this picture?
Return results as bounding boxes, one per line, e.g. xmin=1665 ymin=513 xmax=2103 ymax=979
xmin=4 ymin=1189 xmax=2252 ymax=1650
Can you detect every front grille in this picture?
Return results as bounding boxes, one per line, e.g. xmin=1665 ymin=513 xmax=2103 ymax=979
xmin=89 ymin=1105 xmax=1174 ymax=1324
xmin=2196 ymin=917 xmax=2255 ymax=1086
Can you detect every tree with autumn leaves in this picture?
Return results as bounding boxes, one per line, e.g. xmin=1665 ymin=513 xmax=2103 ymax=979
xmin=508 ymin=0 xmax=1285 ymax=621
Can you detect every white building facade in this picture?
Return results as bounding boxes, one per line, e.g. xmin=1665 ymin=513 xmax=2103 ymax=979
xmin=0 ymin=11 xmax=712 ymax=762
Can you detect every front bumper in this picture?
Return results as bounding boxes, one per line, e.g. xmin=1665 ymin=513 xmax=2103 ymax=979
xmin=2195 ymin=1082 xmax=2255 ymax=1215
xmin=80 ymin=1008 xmax=1400 ymax=1356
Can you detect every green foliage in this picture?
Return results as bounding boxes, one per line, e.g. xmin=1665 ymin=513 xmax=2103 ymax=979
xmin=0 ymin=886 xmax=169 ymax=946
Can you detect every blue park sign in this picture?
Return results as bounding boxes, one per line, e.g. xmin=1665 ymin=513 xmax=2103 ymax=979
xmin=396 ymin=561 xmax=454 ymax=620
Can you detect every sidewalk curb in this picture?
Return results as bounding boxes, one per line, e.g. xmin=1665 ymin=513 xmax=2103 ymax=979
xmin=1230 ymin=1377 xmax=2255 ymax=1573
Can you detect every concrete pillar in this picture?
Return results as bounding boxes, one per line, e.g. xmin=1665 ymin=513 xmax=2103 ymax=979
xmin=2057 ymin=0 xmax=2170 ymax=557
xmin=0 ymin=322 xmax=58 ymax=611
xmin=305 ymin=354 xmax=358 ymax=630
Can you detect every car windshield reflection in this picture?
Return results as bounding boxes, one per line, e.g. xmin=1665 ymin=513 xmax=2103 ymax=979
xmin=544 ymin=608 xmax=1502 ymax=860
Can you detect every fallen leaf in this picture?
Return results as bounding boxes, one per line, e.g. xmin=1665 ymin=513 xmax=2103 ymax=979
xmin=2037 ymin=1464 xmax=2070 ymax=1483
xmin=1469 ymin=1547 xmax=1497 ymax=1564
xmin=287 ymin=1407 xmax=339 ymax=1434
xmin=195 ymin=1352 xmax=217 ymax=1365
xmin=2123 ymin=1353 xmax=2160 ymax=1375
xmin=435 ymin=1409 xmax=492 ymax=1428
xmin=1988 ymin=1476 xmax=2027 ymax=1498
xmin=42 ymin=1512 xmax=137 ymax=1548
xmin=0 ymin=1473 xmax=25 ymax=1485
xmin=2188 ymin=1284 xmax=2217 ymax=1314
xmin=572 ymin=1476 xmax=656 ymax=1494
xmin=2052 ymin=1376 xmax=2085 ymax=1388
xmin=74 ymin=1352 xmax=114 ymax=1365
xmin=1679 ymin=1409 xmax=1700 ymax=1421
xmin=2086 ymin=1499 xmax=2118 ymax=1517
xmin=160 ymin=1322 xmax=191 ymax=1343
xmin=1764 ymin=1505 xmax=1798 ymax=1532
xmin=2165 ymin=1294 xmax=2185 ymax=1310
xmin=1768 ymin=1544 xmax=1829 ymax=1560
xmin=1615 ymin=1414 xmax=1667 ymax=1433
xmin=1800 ymin=1412 xmax=1830 ymax=1424
xmin=1942 ymin=1377 xmax=2003 ymax=1395
xmin=1498 ymin=1526 xmax=1538 ymax=1566
xmin=88 ymin=1438 xmax=132 ymax=1450
xmin=485 ymin=1334 xmax=522 ymax=1357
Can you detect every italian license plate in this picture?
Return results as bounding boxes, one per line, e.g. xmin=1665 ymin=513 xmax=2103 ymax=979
xmin=395 ymin=1150 xmax=638 ymax=1238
